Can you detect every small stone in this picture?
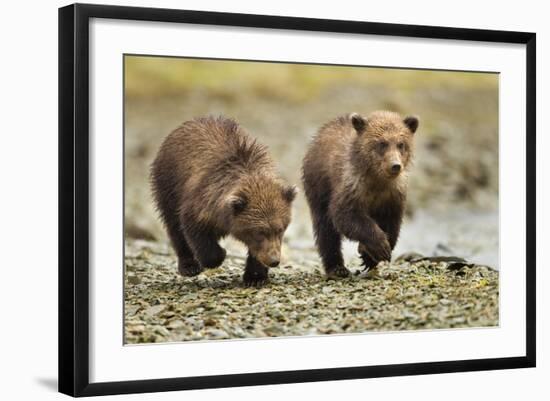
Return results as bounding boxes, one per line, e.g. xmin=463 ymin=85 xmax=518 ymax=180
xmin=127 ymin=273 xmax=141 ymax=285
xmin=184 ymin=317 xmax=203 ymax=331
xmin=128 ymin=324 xmax=145 ymax=333
xmin=144 ymin=304 xmax=165 ymax=317
xmin=167 ymin=320 xmax=186 ymax=329
xmin=207 ymin=329 xmax=229 ymax=339
xmin=125 ymin=305 xmax=140 ymax=316
xmin=162 ymin=311 xmax=176 ymax=319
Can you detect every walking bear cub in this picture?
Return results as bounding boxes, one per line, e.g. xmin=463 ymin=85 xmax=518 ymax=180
xmin=302 ymin=111 xmax=419 ymax=278
xmin=151 ymin=116 xmax=297 ymax=287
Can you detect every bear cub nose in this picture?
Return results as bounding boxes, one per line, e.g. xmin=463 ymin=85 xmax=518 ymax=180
xmin=391 ymin=163 xmax=402 ymax=173
xmin=268 ymin=259 xmax=280 ymax=268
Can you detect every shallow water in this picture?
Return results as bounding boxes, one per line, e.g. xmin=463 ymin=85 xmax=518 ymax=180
xmin=383 ymin=208 xmax=498 ymax=269
xmin=312 ymin=208 xmax=499 ymax=270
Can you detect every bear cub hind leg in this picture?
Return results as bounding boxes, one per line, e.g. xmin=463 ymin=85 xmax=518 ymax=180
xmin=184 ymin=226 xmax=227 ymax=270
xmin=316 ymin=219 xmax=349 ymax=279
xmin=310 ymin=200 xmax=350 ymax=279
xmin=165 ymin=221 xmax=203 ymax=277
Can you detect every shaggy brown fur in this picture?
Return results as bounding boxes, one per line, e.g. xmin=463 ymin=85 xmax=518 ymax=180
xmin=302 ymin=111 xmax=419 ymax=278
xmin=151 ymin=116 xmax=296 ymax=286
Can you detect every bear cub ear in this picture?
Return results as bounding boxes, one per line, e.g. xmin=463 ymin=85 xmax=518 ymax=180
xmin=403 ymin=116 xmax=419 ymax=134
xmin=350 ymin=113 xmax=367 ymax=134
xmin=228 ymin=194 xmax=248 ymax=214
xmin=282 ymin=185 xmax=298 ymax=203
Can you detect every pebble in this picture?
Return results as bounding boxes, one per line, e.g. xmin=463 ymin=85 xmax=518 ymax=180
xmin=144 ymin=305 xmax=165 ymax=317
xmin=127 ymin=273 xmax=141 ymax=285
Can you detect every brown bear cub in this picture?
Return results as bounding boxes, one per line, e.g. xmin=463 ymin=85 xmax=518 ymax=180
xmin=302 ymin=111 xmax=419 ymax=278
xmin=151 ymin=116 xmax=297 ymax=287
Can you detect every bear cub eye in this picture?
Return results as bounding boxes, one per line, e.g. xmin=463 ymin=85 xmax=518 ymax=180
xmin=397 ymin=142 xmax=406 ymax=151
xmin=377 ymin=141 xmax=389 ymax=152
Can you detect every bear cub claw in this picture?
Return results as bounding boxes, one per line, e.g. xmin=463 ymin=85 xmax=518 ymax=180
xmin=326 ymin=265 xmax=351 ymax=279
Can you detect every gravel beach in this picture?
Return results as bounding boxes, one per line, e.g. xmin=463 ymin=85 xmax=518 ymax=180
xmin=124 ymin=239 xmax=498 ymax=344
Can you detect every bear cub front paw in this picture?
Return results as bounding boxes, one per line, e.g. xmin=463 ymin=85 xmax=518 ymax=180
xmin=243 ymin=267 xmax=269 ymax=287
xmin=243 ymin=256 xmax=269 ymax=287
xmin=359 ymin=232 xmax=391 ymax=263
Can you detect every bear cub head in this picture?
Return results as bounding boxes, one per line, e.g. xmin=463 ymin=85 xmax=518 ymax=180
xmin=350 ymin=110 xmax=419 ymax=181
xmin=226 ymin=176 xmax=297 ymax=268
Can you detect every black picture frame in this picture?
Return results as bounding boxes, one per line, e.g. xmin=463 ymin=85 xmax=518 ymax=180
xmin=58 ymin=3 xmax=536 ymax=397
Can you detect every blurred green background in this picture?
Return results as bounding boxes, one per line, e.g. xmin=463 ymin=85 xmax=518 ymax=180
xmin=124 ymin=56 xmax=499 ymax=268
xmin=125 ymin=57 xmax=497 ymax=101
